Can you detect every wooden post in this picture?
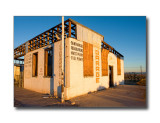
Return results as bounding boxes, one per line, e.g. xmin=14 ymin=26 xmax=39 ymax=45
xmin=57 ymin=27 xmax=59 ymax=34
xmin=52 ymin=30 xmax=54 ymax=43
xmin=19 ymin=46 xmax=21 ymax=55
xmin=69 ymin=21 xmax=71 ymax=37
xmin=20 ymin=46 xmax=22 ymax=55
xmin=24 ymin=44 xmax=25 ymax=54
xmin=36 ymin=38 xmax=38 ymax=49
xmin=31 ymin=40 xmax=33 ymax=51
xmin=40 ymin=36 xmax=42 ymax=48
xmin=47 ymin=32 xmax=50 ymax=45
xmin=61 ymin=16 xmax=65 ymax=103
xmin=22 ymin=45 xmax=23 ymax=55
xmin=43 ymin=34 xmax=45 ymax=46
xmin=33 ymin=40 xmax=36 ymax=50
xmin=28 ymin=42 xmax=30 ymax=52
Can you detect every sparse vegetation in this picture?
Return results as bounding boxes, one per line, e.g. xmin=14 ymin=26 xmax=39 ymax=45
xmin=124 ymin=72 xmax=146 ymax=85
xmin=137 ymin=79 xmax=146 ymax=86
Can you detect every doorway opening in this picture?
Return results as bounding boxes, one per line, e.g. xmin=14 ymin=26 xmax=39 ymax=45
xmin=109 ymin=66 xmax=114 ymax=87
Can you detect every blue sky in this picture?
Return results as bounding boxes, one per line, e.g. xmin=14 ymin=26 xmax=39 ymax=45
xmin=14 ymin=16 xmax=146 ymax=72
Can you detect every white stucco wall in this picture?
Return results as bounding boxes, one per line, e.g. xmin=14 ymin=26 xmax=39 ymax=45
xmin=64 ymin=37 xmax=124 ymax=100
xmin=77 ymin=24 xmax=104 ymax=47
xmin=24 ymin=41 xmax=62 ymax=96
xmin=108 ymin=52 xmax=124 ymax=86
xmin=23 ymin=24 xmax=124 ymax=100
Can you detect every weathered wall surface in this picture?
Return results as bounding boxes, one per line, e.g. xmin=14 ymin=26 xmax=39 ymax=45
xmin=53 ymin=41 xmax=62 ymax=97
xmin=65 ymin=37 xmax=124 ymax=100
xmin=24 ymin=46 xmax=50 ymax=94
xmin=108 ymin=53 xmax=124 ymax=86
xmin=77 ymin=24 xmax=103 ymax=48
xmin=24 ymin=42 xmax=62 ymax=95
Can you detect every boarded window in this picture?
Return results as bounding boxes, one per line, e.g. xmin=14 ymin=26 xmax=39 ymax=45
xmin=117 ymin=56 xmax=121 ymax=75
xmin=44 ymin=48 xmax=53 ymax=77
xmin=101 ymin=49 xmax=109 ymax=76
xmin=32 ymin=53 xmax=38 ymax=77
xmin=83 ymin=41 xmax=93 ymax=76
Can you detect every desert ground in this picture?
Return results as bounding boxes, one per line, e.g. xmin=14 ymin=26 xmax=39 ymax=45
xmin=14 ymin=84 xmax=146 ymax=108
xmin=70 ymin=85 xmax=146 ymax=107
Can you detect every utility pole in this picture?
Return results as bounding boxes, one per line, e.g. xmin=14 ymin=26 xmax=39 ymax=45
xmin=61 ymin=16 xmax=65 ymax=103
xmin=140 ymin=65 xmax=142 ymax=79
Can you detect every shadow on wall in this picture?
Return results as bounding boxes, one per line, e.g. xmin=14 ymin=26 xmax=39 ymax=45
xmin=49 ymin=77 xmax=61 ymax=97
xmin=57 ymin=85 xmax=61 ymax=98
xmin=97 ymin=85 xmax=106 ymax=91
xmin=119 ymin=80 xmax=124 ymax=85
xmin=88 ymin=80 xmax=124 ymax=94
xmin=114 ymin=80 xmax=124 ymax=86
xmin=87 ymin=86 xmax=106 ymax=94
xmin=50 ymin=78 xmax=54 ymax=95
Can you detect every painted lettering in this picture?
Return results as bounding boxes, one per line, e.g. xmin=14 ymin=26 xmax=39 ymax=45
xmin=70 ymin=41 xmax=83 ymax=61
xmin=95 ymin=50 xmax=100 ymax=83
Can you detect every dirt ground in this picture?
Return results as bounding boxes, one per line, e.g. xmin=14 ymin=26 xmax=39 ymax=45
xmin=14 ymin=85 xmax=146 ymax=108
xmin=14 ymin=87 xmax=74 ymax=107
xmin=70 ymin=85 xmax=146 ymax=108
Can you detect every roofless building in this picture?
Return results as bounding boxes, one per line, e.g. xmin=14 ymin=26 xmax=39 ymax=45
xmin=14 ymin=18 xmax=124 ymax=100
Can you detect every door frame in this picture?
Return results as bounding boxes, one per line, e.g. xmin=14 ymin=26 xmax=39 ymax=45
xmin=109 ymin=65 xmax=114 ymax=87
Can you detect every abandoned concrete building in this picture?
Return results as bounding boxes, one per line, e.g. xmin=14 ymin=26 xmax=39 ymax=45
xmin=14 ymin=18 xmax=124 ymax=100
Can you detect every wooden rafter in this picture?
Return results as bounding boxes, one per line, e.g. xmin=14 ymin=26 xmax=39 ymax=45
xmin=101 ymin=41 xmax=123 ymax=58
xmin=14 ymin=18 xmax=123 ymax=59
xmin=14 ymin=19 xmax=77 ymax=59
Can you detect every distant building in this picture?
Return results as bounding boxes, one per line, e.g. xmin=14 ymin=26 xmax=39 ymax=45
xmin=14 ymin=61 xmax=24 ymax=87
xmin=14 ymin=18 xmax=124 ymax=100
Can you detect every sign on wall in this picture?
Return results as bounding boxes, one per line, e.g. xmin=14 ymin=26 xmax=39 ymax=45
xmin=70 ymin=41 xmax=83 ymax=61
xmin=95 ymin=49 xmax=100 ymax=83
